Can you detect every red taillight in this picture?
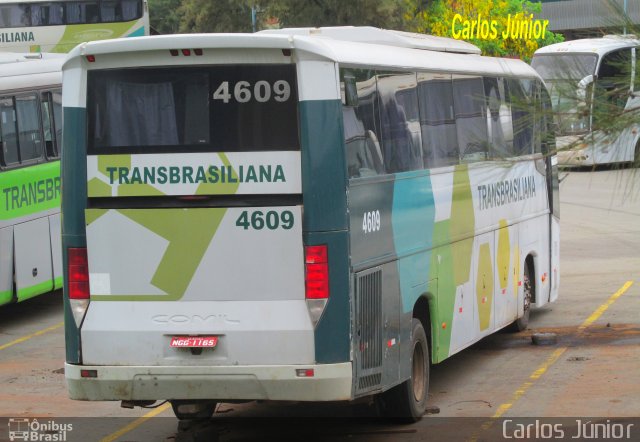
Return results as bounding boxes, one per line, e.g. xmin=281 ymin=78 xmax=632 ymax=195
xmin=68 ymin=248 xmax=89 ymax=300
xmin=305 ymin=245 xmax=329 ymax=300
xmin=170 ymin=49 xmax=179 ymax=56
xmin=181 ymin=49 xmax=191 ymax=56
xmin=86 ymin=55 xmax=95 ymax=62
xmin=194 ymin=48 xmax=203 ymax=56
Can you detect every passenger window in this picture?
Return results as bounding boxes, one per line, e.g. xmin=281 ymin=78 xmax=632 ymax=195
xmin=452 ymin=75 xmax=489 ymax=162
xmin=41 ymin=91 xmax=59 ymax=158
xmin=507 ymin=78 xmax=534 ymax=156
xmin=67 ymin=1 xmax=99 ymax=24
xmin=417 ymin=73 xmax=458 ymax=168
xmin=52 ymin=90 xmax=63 ymax=155
xmin=376 ymin=72 xmax=422 ymax=173
xmin=16 ymin=95 xmax=43 ymax=162
xmin=340 ymin=69 xmax=384 ymax=178
xmin=484 ymin=77 xmax=514 ymax=159
xmin=121 ymin=0 xmax=141 ymax=21
xmin=0 ymin=5 xmax=30 ymax=27
xmin=0 ymin=97 xmax=19 ymax=166
xmin=595 ymin=48 xmax=631 ymax=116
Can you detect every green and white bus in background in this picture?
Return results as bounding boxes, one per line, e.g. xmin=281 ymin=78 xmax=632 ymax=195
xmin=532 ymin=35 xmax=640 ymax=167
xmin=0 ymin=0 xmax=149 ymax=53
xmin=1 ymin=53 xmax=64 ymax=306
xmin=62 ymin=27 xmax=560 ymax=420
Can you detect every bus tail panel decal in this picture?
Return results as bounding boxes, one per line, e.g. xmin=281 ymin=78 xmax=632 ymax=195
xmin=85 ymin=206 xmax=304 ymax=302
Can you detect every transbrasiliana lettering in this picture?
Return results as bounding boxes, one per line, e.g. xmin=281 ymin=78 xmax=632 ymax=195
xmin=476 ymin=176 xmax=536 ymax=210
xmin=105 ymin=165 xmax=286 ymax=185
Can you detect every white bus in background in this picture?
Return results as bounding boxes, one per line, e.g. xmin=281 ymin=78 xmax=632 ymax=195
xmin=0 ymin=0 xmax=149 ymax=53
xmin=0 ymin=53 xmax=64 ymax=306
xmin=532 ymin=35 xmax=640 ymax=167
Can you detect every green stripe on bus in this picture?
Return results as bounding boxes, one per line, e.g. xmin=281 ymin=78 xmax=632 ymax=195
xmin=0 ymin=161 xmax=60 ymax=221
xmin=17 ymin=280 xmax=54 ymax=302
xmin=0 ymin=290 xmax=12 ymax=306
xmin=54 ymin=276 xmax=63 ymax=290
xmin=51 ymin=21 xmax=140 ymax=53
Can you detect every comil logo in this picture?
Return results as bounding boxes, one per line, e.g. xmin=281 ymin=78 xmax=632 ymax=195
xmin=8 ymin=418 xmax=72 ymax=441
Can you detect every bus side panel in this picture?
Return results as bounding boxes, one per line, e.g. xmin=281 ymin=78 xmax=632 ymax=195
xmin=61 ymin=106 xmax=88 ymax=364
xmin=298 ymin=98 xmax=350 ymax=364
xmin=14 ymin=217 xmax=53 ymax=301
xmin=299 ymin=99 xmax=348 ymax=233
xmin=49 ymin=213 xmax=63 ymax=290
xmin=0 ymin=227 xmax=13 ymax=305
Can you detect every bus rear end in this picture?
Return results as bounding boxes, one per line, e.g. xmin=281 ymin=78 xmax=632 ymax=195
xmin=62 ymin=36 xmax=352 ymax=414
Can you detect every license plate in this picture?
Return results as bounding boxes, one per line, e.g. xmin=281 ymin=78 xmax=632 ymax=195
xmin=170 ymin=336 xmax=218 ymax=348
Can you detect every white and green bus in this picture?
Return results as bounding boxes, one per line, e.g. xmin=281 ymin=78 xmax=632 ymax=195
xmin=0 ymin=0 xmax=148 ymax=53
xmin=532 ymin=35 xmax=640 ymax=167
xmin=1 ymin=53 xmax=64 ymax=306
xmin=62 ymin=28 xmax=560 ymax=420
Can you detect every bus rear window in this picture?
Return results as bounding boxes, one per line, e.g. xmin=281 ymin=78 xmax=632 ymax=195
xmin=88 ymin=65 xmax=299 ymax=153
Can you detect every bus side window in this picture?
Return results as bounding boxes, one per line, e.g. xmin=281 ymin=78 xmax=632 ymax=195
xmin=484 ymin=76 xmax=514 ymax=159
xmin=0 ymin=4 xmax=30 ymax=27
xmin=101 ymin=0 xmax=122 ymax=22
xmin=595 ymin=48 xmax=632 ymax=115
xmin=67 ymin=1 xmax=100 ymax=24
xmin=52 ymin=90 xmax=63 ymax=155
xmin=121 ymin=0 xmax=142 ymax=21
xmin=0 ymin=97 xmax=20 ymax=166
xmin=15 ymin=94 xmax=44 ymax=163
xmin=453 ymin=75 xmax=489 ymax=162
xmin=41 ymin=91 xmax=60 ymax=159
xmin=507 ymin=78 xmax=534 ymax=156
xmin=340 ymin=68 xmax=384 ymax=178
xmin=417 ymin=73 xmax=458 ymax=168
xmin=376 ymin=72 xmax=422 ymax=173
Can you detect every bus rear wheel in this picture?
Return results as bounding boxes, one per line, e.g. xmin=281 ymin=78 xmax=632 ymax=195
xmin=377 ymin=318 xmax=429 ymax=422
xmin=170 ymin=400 xmax=217 ymax=420
xmin=509 ymin=262 xmax=533 ymax=332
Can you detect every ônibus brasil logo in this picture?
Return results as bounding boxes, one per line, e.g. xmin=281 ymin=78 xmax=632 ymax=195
xmin=8 ymin=418 xmax=72 ymax=441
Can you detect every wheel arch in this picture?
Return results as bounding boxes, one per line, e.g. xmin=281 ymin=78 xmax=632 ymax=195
xmin=412 ymin=294 xmax=433 ymax=362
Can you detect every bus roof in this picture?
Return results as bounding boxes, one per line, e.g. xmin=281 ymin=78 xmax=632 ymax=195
xmin=534 ymin=35 xmax=640 ymax=56
xmin=0 ymin=52 xmax=65 ymax=65
xmin=0 ymin=54 xmax=64 ymax=90
xmin=65 ymin=29 xmax=538 ymax=80
xmin=259 ymin=26 xmax=482 ymax=54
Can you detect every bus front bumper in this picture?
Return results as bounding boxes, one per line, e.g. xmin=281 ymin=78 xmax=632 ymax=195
xmin=65 ymin=362 xmax=353 ymax=402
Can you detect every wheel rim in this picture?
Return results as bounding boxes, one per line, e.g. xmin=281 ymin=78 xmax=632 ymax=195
xmin=412 ymin=340 xmax=426 ymax=402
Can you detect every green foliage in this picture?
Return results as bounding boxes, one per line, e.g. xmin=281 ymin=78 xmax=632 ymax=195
xmin=177 ymin=0 xmax=256 ymax=33
xmin=263 ymin=0 xmax=407 ymax=29
xmin=148 ymin=0 xmax=182 ymax=34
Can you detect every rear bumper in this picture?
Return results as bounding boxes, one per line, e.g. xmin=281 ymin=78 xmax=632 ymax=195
xmin=65 ymin=362 xmax=353 ymax=402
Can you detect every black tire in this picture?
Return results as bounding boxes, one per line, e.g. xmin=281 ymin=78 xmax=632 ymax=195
xmin=509 ymin=262 xmax=533 ymax=332
xmin=377 ymin=318 xmax=430 ymax=422
xmin=170 ymin=400 xmax=217 ymax=420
